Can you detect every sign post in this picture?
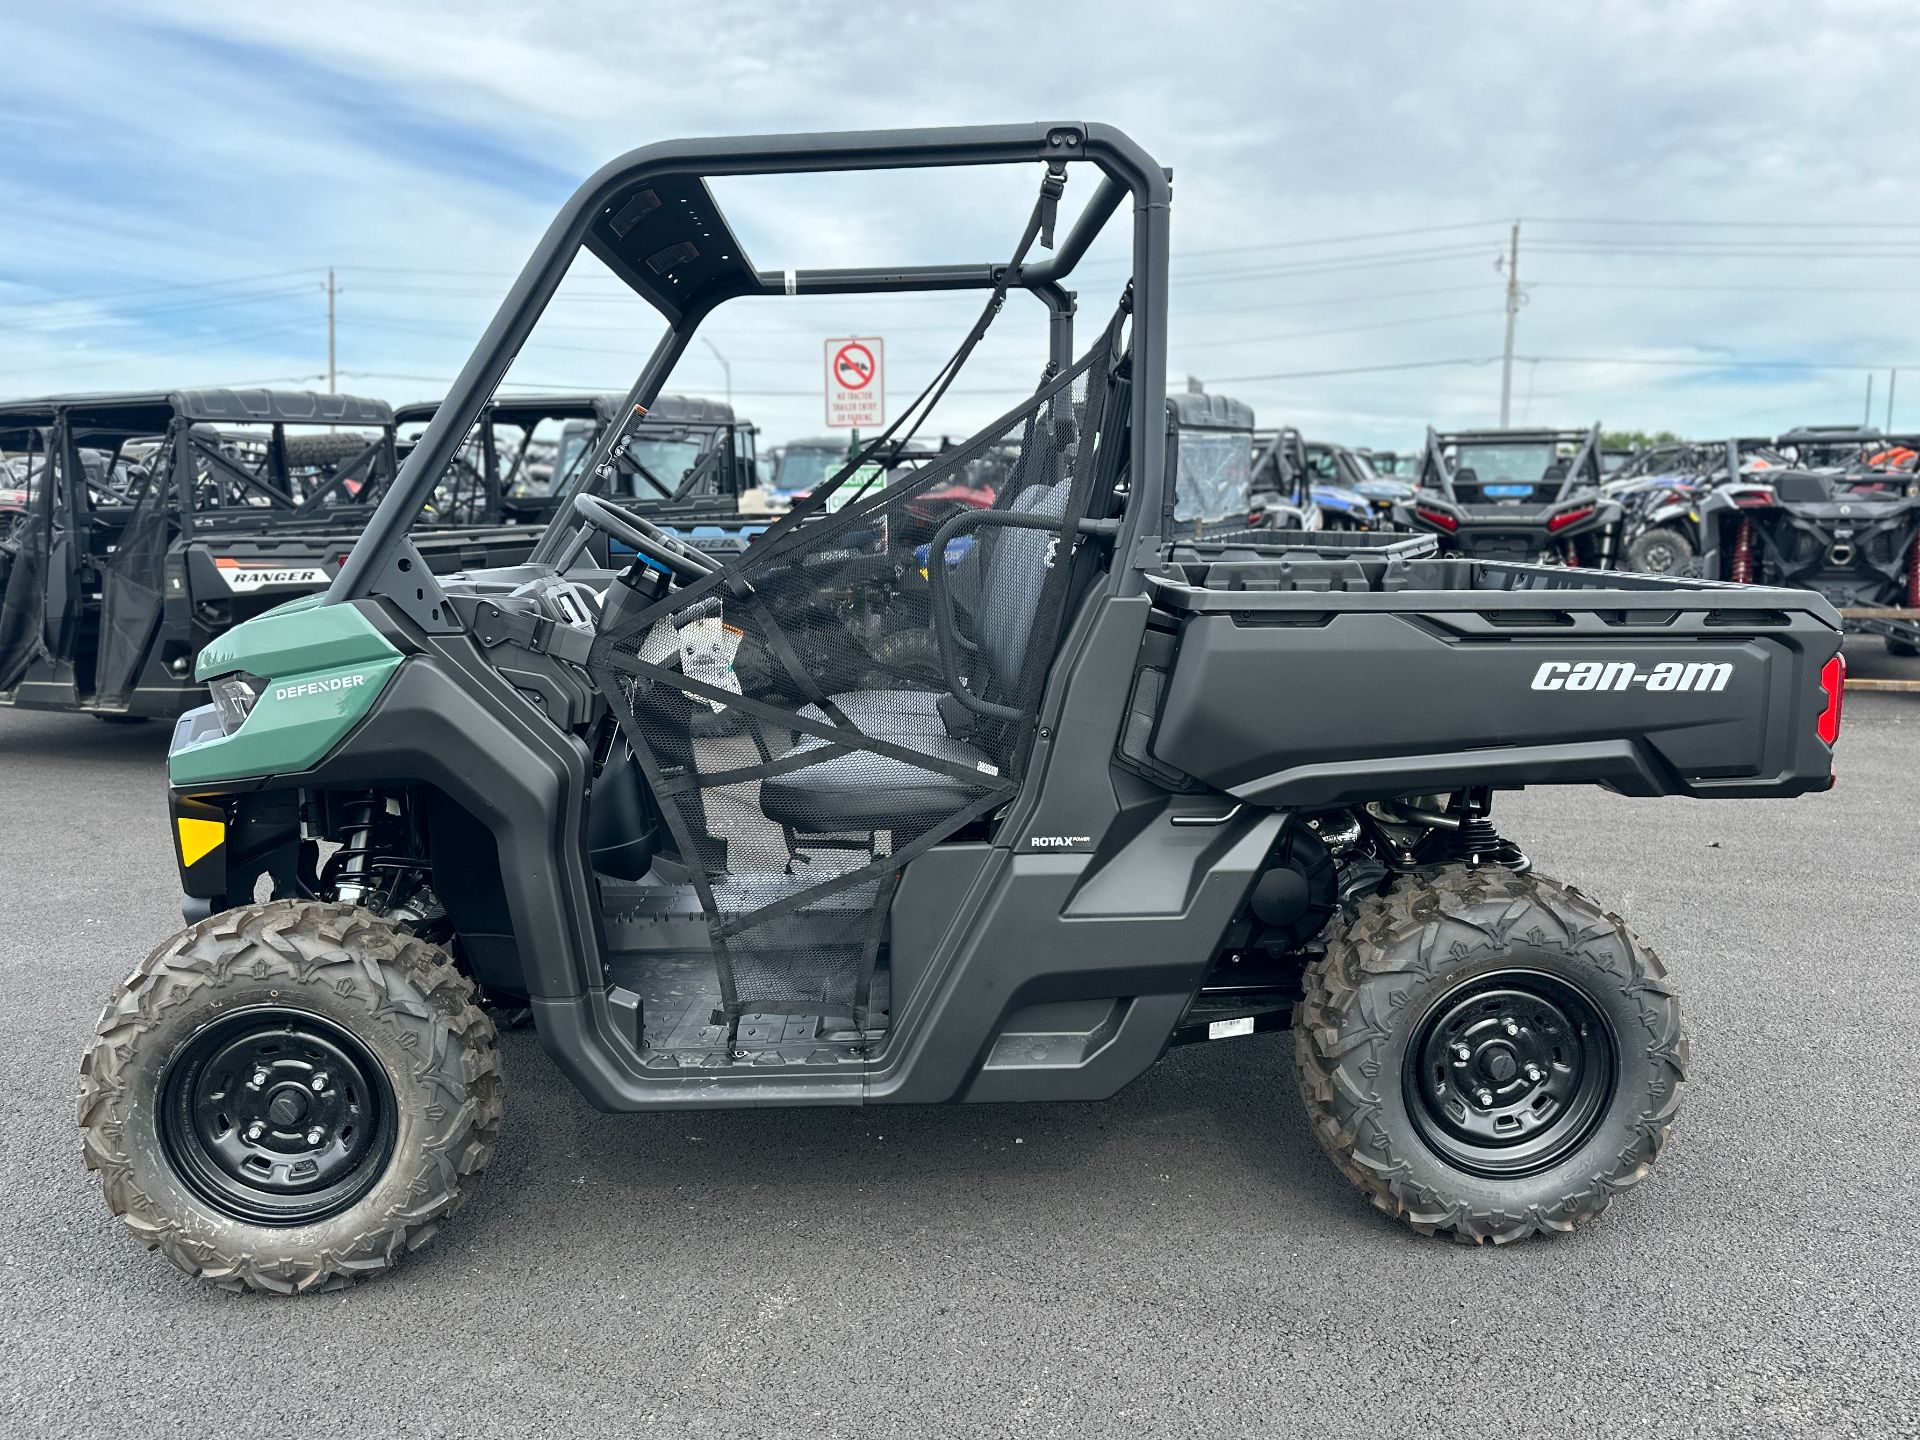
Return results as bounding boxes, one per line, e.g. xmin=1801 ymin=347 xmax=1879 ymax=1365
xmin=825 ymin=336 xmax=883 ymax=429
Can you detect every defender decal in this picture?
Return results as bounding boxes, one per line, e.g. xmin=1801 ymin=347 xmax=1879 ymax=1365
xmin=273 ymin=673 xmax=369 ymax=703
xmin=1531 ymin=660 xmax=1733 ymax=693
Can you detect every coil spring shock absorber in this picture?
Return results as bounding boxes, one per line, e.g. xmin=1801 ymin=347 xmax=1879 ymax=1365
xmin=329 ymin=793 xmax=383 ymax=907
xmin=1729 ymin=517 xmax=1757 ymax=585
xmin=1452 ymin=814 xmax=1531 ymax=873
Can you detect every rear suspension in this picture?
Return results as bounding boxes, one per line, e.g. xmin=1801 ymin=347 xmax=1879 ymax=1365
xmin=1729 ymin=518 xmax=1756 ymax=584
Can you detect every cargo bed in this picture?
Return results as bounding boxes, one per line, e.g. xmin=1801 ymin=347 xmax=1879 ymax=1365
xmin=1140 ymin=552 xmax=1843 ymax=806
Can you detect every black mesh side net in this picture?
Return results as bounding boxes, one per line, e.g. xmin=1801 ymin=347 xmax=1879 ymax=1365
xmin=96 ymin=468 xmax=171 ymax=707
xmin=587 ymin=324 xmax=1120 ymax=1025
xmin=0 ymin=465 xmax=49 ymax=693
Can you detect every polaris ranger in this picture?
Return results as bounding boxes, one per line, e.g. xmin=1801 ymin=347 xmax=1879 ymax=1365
xmin=0 ymin=390 xmax=542 ymax=720
xmin=1399 ymin=424 xmax=1621 ymax=565
xmin=80 ymin=125 xmax=1845 ymax=1293
xmin=393 ymin=392 xmax=756 ymax=530
xmin=1700 ymin=427 xmax=1920 ymax=655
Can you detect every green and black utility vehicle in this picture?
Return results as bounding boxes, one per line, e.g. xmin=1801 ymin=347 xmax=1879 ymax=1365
xmin=0 ymin=390 xmax=536 ymax=719
xmin=82 ymin=126 xmax=1846 ymax=1293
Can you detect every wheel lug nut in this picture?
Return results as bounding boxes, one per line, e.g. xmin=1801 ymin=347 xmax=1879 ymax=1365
xmin=248 ymin=1070 xmax=268 ymax=1089
xmin=1475 ymin=1088 xmax=1493 ymax=1107
xmin=246 ymin=1121 xmax=265 ymax=1141
xmin=1525 ymin=1063 xmax=1544 ymax=1083
xmin=306 ymin=1127 xmax=325 ymax=1146
xmin=1452 ymin=1044 xmax=1471 ymax=1062
xmin=1502 ymin=1018 xmax=1519 ymax=1036
xmin=310 ymin=1073 xmax=328 ymax=1094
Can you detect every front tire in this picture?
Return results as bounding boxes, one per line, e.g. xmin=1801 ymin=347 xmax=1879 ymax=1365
xmin=80 ymin=900 xmax=502 ymax=1292
xmin=1293 ymin=865 xmax=1686 ymax=1243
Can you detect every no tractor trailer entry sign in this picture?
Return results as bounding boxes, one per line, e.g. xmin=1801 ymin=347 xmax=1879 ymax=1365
xmin=825 ymin=337 xmax=883 ymax=427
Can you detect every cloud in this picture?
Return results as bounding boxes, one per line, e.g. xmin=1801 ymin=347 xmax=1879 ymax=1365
xmin=1 ymin=0 xmax=1917 ymax=444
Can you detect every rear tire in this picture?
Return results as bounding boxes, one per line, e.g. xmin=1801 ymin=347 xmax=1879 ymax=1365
xmin=1622 ymin=526 xmax=1694 ymax=576
xmin=1293 ymin=864 xmax=1686 ymax=1243
xmin=80 ymin=900 xmax=502 ymax=1292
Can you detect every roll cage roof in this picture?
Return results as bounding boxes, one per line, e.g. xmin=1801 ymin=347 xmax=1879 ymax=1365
xmin=38 ymin=389 xmax=390 ymax=431
xmin=393 ymin=393 xmax=738 ymax=430
xmin=330 ymin=122 xmax=1171 ymax=617
xmin=0 ymin=390 xmax=396 ymax=520
xmin=1419 ymin=423 xmax=1604 ymax=505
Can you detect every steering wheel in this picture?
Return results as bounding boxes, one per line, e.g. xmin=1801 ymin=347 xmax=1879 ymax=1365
xmin=571 ymin=492 xmax=716 ymax=583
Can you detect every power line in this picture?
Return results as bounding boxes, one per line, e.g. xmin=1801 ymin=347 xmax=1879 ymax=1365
xmin=1524 ymin=216 xmax=1920 ymax=230
xmin=0 ymin=267 xmax=325 ymax=308
xmin=1178 ymin=308 xmax=1505 ymax=350
xmin=1519 ymin=353 xmax=1920 ymax=373
xmin=1205 ymin=357 xmax=1502 ymax=384
xmin=0 ymin=319 xmax=327 ymax=382
xmin=1532 ymin=280 xmax=1920 ymax=295
xmin=0 ymin=284 xmax=324 ymax=328
xmin=324 ymin=221 xmax=1511 ymax=281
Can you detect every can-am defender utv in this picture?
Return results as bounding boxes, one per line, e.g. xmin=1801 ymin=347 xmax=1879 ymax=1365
xmin=81 ymin=125 xmax=1846 ymax=1293
xmin=1700 ymin=427 xmax=1920 ymax=655
xmin=0 ymin=390 xmax=541 ymax=720
xmin=1398 ymin=424 xmax=1621 ymax=565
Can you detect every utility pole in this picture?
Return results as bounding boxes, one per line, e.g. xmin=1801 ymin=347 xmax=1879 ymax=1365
xmin=1498 ymin=221 xmax=1522 ymax=427
xmin=1865 ymin=372 xmax=1874 ymax=428
xmin=1888 ymin=369 xmax=1898 ymax=431
xmin=325 ymin=268 xmax=337 ymax=395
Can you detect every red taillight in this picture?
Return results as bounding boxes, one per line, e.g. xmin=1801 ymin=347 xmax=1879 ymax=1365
xmin=1817 ymin=653 xmax=1845 ymax=747
xmin=1734 ymin=491 xmax=1776 ymax=508
xmin=1415 ymin=506 xmax=1458 ymax=532
xmin=1546 ymin=504 xmax=1596 ymax=533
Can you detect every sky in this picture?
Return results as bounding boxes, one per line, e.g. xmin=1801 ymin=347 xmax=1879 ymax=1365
xmin=3 ymin=0 xmax=1920 ymax=451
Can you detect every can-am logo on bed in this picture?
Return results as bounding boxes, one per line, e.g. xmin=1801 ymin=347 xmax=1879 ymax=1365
xmin=1531 ymin=660 xmax=1733 ymax=693
xmin=213 ymin=558 xmax=331 ymax=593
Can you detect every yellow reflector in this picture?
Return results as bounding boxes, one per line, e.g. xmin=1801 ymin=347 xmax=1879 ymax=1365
xmin=177 ymin=816 xmax=224 ymax=867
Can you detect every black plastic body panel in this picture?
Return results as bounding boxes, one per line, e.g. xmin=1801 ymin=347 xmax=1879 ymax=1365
xmin=1146 ymin=563 xmax=1841 ymax=805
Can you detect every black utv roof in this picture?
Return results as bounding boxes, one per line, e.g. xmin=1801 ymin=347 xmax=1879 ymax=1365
xmin=1777 ymin=425 xmax=1882 ymax=444
xmin=0 ymin=399 xmax=57 ymax=448
xmin=1167 ymin=393 xmax=1254 ymax=431
xmin=393 ymin=392 xmax=734 ymax=429
xmin=1433 ymin=426 xmax=1598 ymax=446
xmin=41 ymin=389 xmax=391 ymax=428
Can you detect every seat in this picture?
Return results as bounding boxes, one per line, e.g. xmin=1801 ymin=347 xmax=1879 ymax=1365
xmin=759 ymin=731 xmax=994 ymax=830
xmin=757 ymin=480 xmax=1070 ymax=832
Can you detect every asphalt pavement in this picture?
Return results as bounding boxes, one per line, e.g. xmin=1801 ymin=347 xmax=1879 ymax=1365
xmin=1 ymin=638 xmax=1916 ymax=1439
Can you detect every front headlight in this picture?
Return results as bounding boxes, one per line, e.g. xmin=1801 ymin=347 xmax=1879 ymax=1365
xmin=207 ymin=672 xmax=265 ymax=734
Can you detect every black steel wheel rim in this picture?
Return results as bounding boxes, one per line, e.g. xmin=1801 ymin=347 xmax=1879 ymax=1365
xmin=159 ymin=1007 xmax=397 ymax=1226
xmin=1403 ymin=970 xmax=1617 ymax=1178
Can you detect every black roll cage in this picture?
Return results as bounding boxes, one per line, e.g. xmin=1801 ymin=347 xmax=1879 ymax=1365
xmin=328 ymin=123 xmax=1172 ymax=615
xmin=1418 ymin=423 xmax=1605 ymax=505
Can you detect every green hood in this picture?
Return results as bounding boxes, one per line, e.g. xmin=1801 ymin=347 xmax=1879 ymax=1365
xmin=174 ymin=601 xmax=402 ymax=786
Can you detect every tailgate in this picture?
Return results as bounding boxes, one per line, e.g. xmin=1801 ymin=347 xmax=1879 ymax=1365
xmin=1142 ymin=560 xmax=1843 ymax=805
